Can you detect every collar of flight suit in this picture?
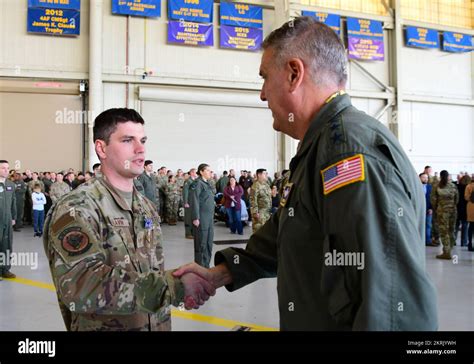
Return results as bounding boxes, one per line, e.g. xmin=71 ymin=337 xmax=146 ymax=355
xmin=291 ymin=93 xmax=352 ymax=170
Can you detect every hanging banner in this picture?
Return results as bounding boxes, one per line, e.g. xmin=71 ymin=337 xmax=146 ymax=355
xmin=28 ymin=0 xmax=81 ymax=10
xmin=168 ymin=20 xmax=213 ymax=46
xmin=27 ymin=7 xmax=80 ymax=35
xmin=112 ymin=0 xmax=161 ymax=17
xmin=168 ymin=0 xmax=213 ymax=23
xmin=220 ymin=2 xmax=262 ymax=29
xmin=405 ymin=26 xmax=439 ymax=49
xmin=301 ymin=11 xmax=340 ymax=35
xmin=220 ymin=25 xmax=262 ymax=51
xmin=347 ymin=17 xmax=384 ymax=61
xmin=442 ymin=32 xmax=473 ymax=53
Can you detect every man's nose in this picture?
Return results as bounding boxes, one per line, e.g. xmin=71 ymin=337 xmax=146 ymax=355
xmin=135 ymin=140 xmax=145 ymax=153
xmin=260 ymin=87 xmax=266 ymax=102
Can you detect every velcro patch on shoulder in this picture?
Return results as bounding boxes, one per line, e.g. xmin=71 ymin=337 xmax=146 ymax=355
xmin=51 ymin=213 xmax=76 ymax=235
xmin=58 ymin=227 xmax=91 ymax=256
xmin=321 ymin=154 xmax=365 ymax=195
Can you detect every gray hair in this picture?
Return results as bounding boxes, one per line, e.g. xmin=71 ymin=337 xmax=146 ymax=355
xmin=262 ymin=17 xmax=348 ymax=88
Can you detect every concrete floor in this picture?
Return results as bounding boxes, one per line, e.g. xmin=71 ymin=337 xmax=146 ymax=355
xmin=0 ymin=221 xmax=472 ymax=331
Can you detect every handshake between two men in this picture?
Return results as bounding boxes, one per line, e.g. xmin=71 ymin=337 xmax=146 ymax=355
xmin=173 ymin=262 xmax=233 ymax=310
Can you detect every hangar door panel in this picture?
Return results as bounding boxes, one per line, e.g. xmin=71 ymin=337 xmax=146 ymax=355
xmin=141 ymin=101 xmax=277 ymax=175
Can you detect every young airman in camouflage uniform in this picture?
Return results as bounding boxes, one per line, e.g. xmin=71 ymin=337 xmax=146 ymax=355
xmin=43 ymin=108 xmax=214 ymax=330
xmin=165 ymin=175 xmax=181 ymax=225
xmin=249 ymin=168 xmax=272 ymax=233
xmin=49 ymin=173 xmax=71 ymax=204
xmin=431 ymin=170 xmax=459 ymax=259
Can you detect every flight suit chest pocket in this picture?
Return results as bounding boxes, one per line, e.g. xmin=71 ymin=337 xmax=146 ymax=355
xmin=278 ymin=183 xmax=300 ymax=238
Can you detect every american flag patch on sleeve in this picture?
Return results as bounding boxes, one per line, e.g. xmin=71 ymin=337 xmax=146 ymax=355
xmin=321 ymin=154 xmax=365 ymax=195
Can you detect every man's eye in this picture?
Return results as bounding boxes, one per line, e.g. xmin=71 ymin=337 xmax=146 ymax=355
xmin=123 ymin=139 xmax=132 ymax=143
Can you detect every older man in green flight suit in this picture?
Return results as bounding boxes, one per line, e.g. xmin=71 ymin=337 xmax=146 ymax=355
xmin=174 ymin=17 xmax=438 ymax=331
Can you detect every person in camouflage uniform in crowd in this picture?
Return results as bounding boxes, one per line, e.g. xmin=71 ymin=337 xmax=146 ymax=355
xmin=431 ymin=170 xmax=459 ymax=260
xmin=165 ymin=175 xmax=181 ymax=225
xmin=49 ymin=172 xmax=71 ymax=204
xmin=427 ymin=168 xmax=441 ymax=246
xmin=43 ymin=108 xmax=214 ymax=331
xmin=208 ymin=173 xmax=217 ymax=195
xmin=176 ymin=169 xmax=185 ymax=221
xmin=27 ymin=172 xmax=45 ymax=194
xmin=249 ymin=168 xmax=272 ymax=233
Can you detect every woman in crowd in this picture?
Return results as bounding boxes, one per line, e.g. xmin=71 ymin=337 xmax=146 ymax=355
xmin=223 ymin=176 xmax=244 ymax=235
xmin=464 ymin=177 xmax=474 ymax=251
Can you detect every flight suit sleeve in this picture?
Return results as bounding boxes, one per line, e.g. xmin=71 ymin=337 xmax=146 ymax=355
xmin=189 ymin=183 xmax=200 ymax=221
xmin=214 ymin=209 xmax=279 ymax=291
xmin=317 ymin=152 xmax=436 ymax=330
xmin=11 ymin=186 xmax=17 ymax=222
xmin=44 ymin=202 xmax=185 ymax=316
xmin=182 ymin=181 xmax=189 ymax=205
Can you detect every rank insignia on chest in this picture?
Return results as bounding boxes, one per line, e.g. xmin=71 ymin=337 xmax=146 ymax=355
xmin=6 ymin=186 xmax=13 ymax=191
xmin=280 ymin=182 xmax=294 ymax=207
xmin=321 ymin=154 xmax=365 ymax=195
xmin=144 ymin=218 xmax=153 ymax=230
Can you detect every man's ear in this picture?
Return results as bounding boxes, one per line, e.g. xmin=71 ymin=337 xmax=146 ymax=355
xmin=95 ymin=140 xmax=107 ymax=160
xmin=287 ymin=58 xmax=305 ymax=92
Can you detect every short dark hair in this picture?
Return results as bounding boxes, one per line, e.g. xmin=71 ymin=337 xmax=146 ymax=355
xmin=256 ymin=168 xmax=267 ymax=176
xmin=144 ymin=160 xmax=153 ymax=167
xmin=419 ymin=173 xmax=427 ymax=177
xmin=223 ymin=171 xmax=228 ymax=175
xmin=424 ymin=166 xmax=431 ymax=170
xmin=93 ymin=108 xmax=144 ymax=144
xmin=57 ymin=172 xmax=64 ymax=176
xmin=0 ymin=160 xmax=8 ymax=164
xmin=92 ymin=163 xmax=101 ymax=170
